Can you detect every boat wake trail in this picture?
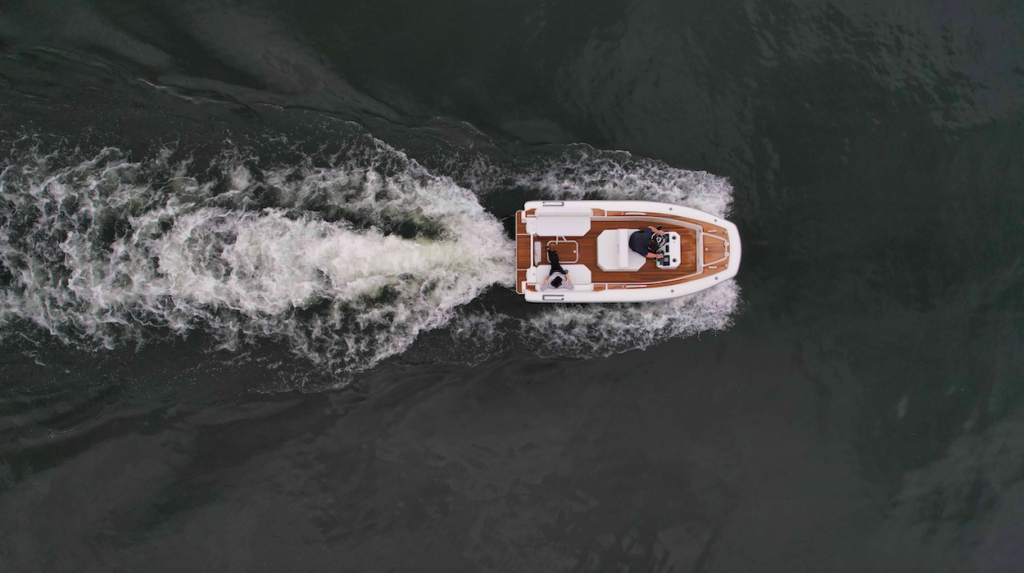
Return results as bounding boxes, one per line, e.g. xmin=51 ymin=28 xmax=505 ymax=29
xmin=0 ymin=135 xmax=739 ymax=383
xmin=446 ymin=282 xmax=739 ymax=363
xmin=0 ymin=138 xmax=512 ymax=374
xmin=522 ymin=284 xmax=739 ymax=356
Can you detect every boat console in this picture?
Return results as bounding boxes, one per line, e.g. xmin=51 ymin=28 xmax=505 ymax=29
xmin=654 ymin=232 xmax=682 ymax=269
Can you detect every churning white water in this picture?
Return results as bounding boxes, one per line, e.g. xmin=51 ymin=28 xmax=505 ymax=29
xmin=0 ymin=141 xmax=512 ymax=372
xmin=0 ymin=137 xmax=740 ymax=377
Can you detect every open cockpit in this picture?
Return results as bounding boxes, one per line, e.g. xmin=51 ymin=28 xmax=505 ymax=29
xmin=516 ymin=200 xmax=740 ymax=303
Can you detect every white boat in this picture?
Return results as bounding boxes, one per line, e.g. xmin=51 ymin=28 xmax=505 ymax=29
xmin=516 ymin=200 xmax=741 ymax=303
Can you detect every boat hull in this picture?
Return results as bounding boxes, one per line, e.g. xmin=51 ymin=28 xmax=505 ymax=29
xmin=517 ymin=200 xmax=741 ymax=303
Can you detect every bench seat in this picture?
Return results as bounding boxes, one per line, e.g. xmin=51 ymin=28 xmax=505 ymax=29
xmin=528 ymin=264 xmax=595 ymax=291
xmin=597 ymin=229 xmax=646 ymax=271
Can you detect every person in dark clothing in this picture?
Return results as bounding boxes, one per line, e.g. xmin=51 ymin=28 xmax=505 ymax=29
xmin=628 ymin=226 xmax=667 ymax=259
xmin=540 ymin=248 xmax=574 ymax=291
xmin=547 ymin=248 xmax=568 ymax=275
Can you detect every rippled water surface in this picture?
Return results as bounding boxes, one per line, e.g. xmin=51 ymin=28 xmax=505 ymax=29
xmin=1 ymin=0 xmax=1022 ymax=571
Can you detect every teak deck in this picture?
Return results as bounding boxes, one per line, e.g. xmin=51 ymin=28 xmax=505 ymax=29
xmin=539 ymin=221 xmax=697 ymax=281
xmin=515 ymin=210 xmax=732 ymax=294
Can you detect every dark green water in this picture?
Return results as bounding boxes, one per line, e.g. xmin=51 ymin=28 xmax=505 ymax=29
xmin=1 ymin=0 xmax=1023 ymax=571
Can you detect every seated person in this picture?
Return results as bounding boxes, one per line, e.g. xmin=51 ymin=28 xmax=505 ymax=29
xmin=539 ymin=248 xmax=574 ymax=291
xmin=629 ymin=226 xmax=667 ymax=259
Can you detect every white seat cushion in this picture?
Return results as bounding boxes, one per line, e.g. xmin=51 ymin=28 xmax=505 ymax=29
xmin=534 ymin=206 xmax=593 ymax=217
xmin=534 ymin=216 xmax=591 ymax=237
xmin=535 ymin=264 xmax=592 ymax=285
xmin=597 ymin=229 xmax=646 ymax=271
xmin=618 ymin=229 xmax=630 ymax=267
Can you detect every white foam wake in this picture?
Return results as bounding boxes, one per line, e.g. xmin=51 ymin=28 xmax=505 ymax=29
xmin=0 ymin=141 xmax=512 ymax=373
xmin=460 ymin=145 xmax=735 ymax=217
xmin=445 ymin=280 xmax=740 ymax=362
xmin=0 ymin=136 xmax=741 ymax=377
xmin=522 ymin=282 xmax=740 ymax=356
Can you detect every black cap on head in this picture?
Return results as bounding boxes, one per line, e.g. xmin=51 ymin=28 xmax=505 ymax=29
xmin=551 ymin=275 xmax=563 ymax=288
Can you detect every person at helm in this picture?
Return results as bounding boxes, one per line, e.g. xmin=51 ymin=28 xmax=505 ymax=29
xmin=629 ymin=225 xmax=666 ymax=259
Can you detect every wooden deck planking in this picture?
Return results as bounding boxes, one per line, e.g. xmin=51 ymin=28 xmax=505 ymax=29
xmin=703 ymin=234 xmax=728 ymax=267
xmin=606 ymin=211 xmax=729 ymax=235
xmin=515 ymin=211 xmax=530 ymax=290
xmin=515 ymin=211 xmax=528 ymax=235
xmin=536 ymin=220 xmax=698 ymax=283
xmin=539 ymin=240 xmax=579 ymax=264
xmin=516 ymin=235 xmax=533 ymax=269
xmin=518 ymin=209 xmax=733 ymax=293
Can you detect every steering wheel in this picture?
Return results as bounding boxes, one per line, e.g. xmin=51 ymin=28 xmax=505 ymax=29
xmin=652 ymin=232 xmax=668 ymax=253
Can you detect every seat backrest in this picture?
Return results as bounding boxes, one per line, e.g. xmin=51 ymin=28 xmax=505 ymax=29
xmin=535 ymin=264 xmax=592 ymax=285
xmin=618 ymin=229 xmax=632 ymax=267
xmin=533 ymin=206 xmax=593 ymax=217
xmin=534 ymin=216 xmax=591 ymax=237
